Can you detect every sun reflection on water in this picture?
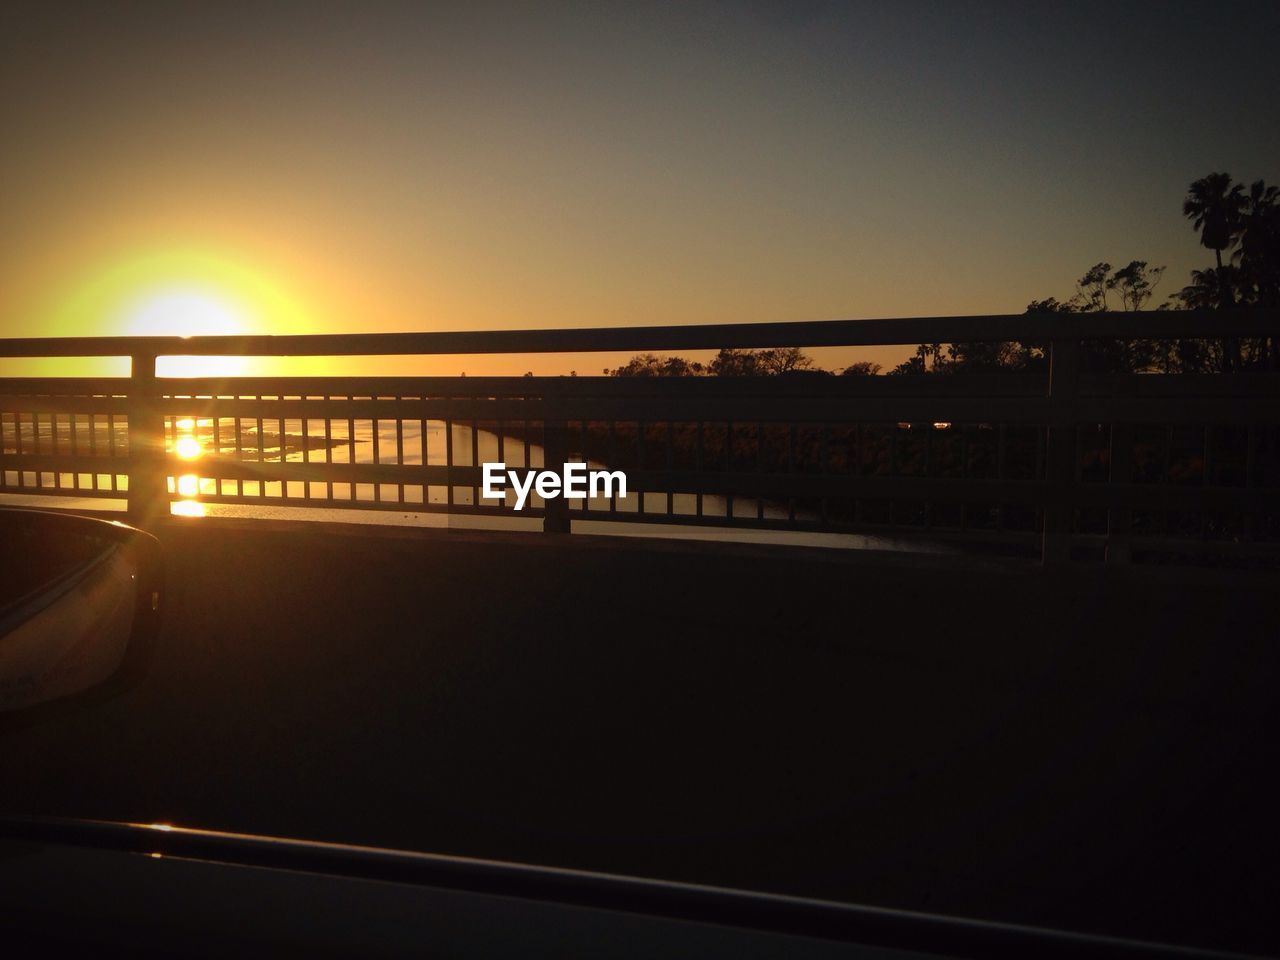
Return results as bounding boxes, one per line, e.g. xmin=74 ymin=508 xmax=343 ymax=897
xmin=172 ymin=415 xmax=205 ymax=516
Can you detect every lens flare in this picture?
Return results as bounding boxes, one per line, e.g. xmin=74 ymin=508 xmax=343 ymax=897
xmin=176 ymin=474 xmax=199 ymax=498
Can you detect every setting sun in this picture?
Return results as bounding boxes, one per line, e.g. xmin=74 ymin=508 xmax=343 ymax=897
xmin=175 ymin=437 xmax=203 ymax=460
xmin=4 ymin=247 xmax=320 ymax=378
xmin=127 ymin=289 xmax=249 ymax=377
xmin=124 ymin=290 xmax=245 ymax=339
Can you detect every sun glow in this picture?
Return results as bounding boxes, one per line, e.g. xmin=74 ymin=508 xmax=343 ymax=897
xmin=124 ymin=289 xmax=245 ymax=339
xmin=175 ymin=436 xmax=203 ymax=460
xmin=36 ymin=246 xmax=318 ymax=378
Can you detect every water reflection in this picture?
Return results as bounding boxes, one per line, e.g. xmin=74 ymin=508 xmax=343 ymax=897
xmin=171 ymin=417 xmax=203 ymax=515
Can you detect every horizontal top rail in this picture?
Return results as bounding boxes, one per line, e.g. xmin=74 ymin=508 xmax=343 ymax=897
xmin=148 ymin=373 xmax=1049 ymax=398
xmin=2 ymin=310 xmax=1277 ymax=358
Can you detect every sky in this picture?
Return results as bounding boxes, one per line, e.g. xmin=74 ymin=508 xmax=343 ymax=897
xmin=1 ymin=1 xmax=1277 ymax=375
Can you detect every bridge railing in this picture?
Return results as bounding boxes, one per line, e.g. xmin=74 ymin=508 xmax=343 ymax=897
xmin=2 ymin=311 xmax=1277 ymax=565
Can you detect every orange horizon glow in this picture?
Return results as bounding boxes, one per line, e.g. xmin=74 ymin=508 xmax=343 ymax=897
xmin=2 ymin=6 xmax=1260 ymax=385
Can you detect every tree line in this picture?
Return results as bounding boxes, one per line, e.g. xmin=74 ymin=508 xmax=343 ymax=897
xmin=605 ymin=172 xmax=1278 ymax=378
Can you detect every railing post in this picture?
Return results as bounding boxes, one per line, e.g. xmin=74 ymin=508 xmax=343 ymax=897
xmin=1106 ymin=422 xmax=1134 ymax=564
xmin=1042 ymin=338 xmax=1079 ymax=566
xmin=542 ymin=413 xmax=570 ymax=534
xmin=126 ymin=351 xmax=168 ymax=529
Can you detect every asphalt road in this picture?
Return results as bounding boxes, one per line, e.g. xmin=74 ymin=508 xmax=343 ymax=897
xmin=2 ymin=520 xmax=1276 ymax=955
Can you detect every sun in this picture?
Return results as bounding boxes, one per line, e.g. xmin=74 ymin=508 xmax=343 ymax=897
xmin=123 ymin=288 xmax=250 ymax=377
xmin=124 ymin=289 xmax=246 ymax=339
xmin=175 ymin=436 xmax=203 ymax=459
xmin=39 ymin=246 xmax=318 ymax=378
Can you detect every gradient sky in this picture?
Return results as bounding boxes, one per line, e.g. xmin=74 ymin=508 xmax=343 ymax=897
xmin=2 ymin=1 xmax=1277 ymax=375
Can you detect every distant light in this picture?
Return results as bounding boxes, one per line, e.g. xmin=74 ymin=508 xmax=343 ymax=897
xmin=176 ymin=474 xmax=199 ymax=497
xmin=933 ymin=422 xmax=952 ymax=430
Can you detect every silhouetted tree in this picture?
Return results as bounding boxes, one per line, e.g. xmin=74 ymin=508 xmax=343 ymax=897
xmin=840 ymin=361 xmax=882 ymax=376
xmin=1176 ymin=172 xmax=1280 ymax=369
xmin=1024 ymin=261 xmax=1167 ymax=372
xmin=1024 ymin=297 xmax=1078 ymax=315
xmin=947 ymin=339 xmax=1046 ymax=373
xmin=1075 ymin=262 xmax=1113 ymax=312
xmin=604 ymin=353 xmax=705 ymax=377
xmin=1236 ymin=179 xmax=1280 ymax=309
xmin=886 ymin=343 xmax=947 ymax=375
xmin=887 ymin=354 xmax=927 ymax=375
xmin=1172 ymin=268 xmax=1235 ymax=311
xmin=707 ymin=347 xmax=816 ymax=376
xmin=756 ymin=347 xmax=815 ymax=376
xmin=606 ymin=347 xmax=823 ymax=377
xmin=1108 ymin=260 xmax=1166 ymax=312
xmin=1183 ymin=173 xmax=1246 ymax=307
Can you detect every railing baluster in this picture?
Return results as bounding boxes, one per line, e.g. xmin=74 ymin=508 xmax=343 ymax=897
xmin=668 ymin=421 xmax=676 ymax=520
xmin=323 ymin=404 xmax=333 ymax=503
xmin=1043 ymin=338 xmax=1080 ymax=565
xmin=257 ymin=402 xmax=266 ymax=500
xmin=756 ymin=421 xmax=764 ymax=521
xmin=347 ymin=405 xmax=356 ymax=502
xmin=695 ymin=419 xmax=704 ymax=518
xmin=1107 ymin=422 xmax=1134 ymax=564
xmin=608 ymin=420 xmax=617 ymax=515
xmin=302 ymin=416 xmax=311 ymax=502
xmin=470 ymin=415 xmax=479 ymax=509
xmin=542 ymin=406 xmax=569 ymax=534
xmin=445 ymin=416 xmax=454 ymax=510
xmin=725 ymin=420 xmax=733 ymax=520
xmin=396 ymin=409 xmax=405 ymax=505
xmin=235 ymin=415 xmax=244 ymax=499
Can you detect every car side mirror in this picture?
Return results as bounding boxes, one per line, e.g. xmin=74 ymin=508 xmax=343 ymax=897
xmin=0 ymin=509 xmax=162 ymax=714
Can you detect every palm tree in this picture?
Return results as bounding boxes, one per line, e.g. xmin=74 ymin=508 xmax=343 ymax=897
xmin=1235 ymin=179 xmax=1280 ymax=306
xmin=1235 ymin=179 xmax=1280 ymax=368
xmin=1183 ymin=173 xmax=1246 ymax=370
xmin=1182 ymin=173 xmax=1245 ymax=305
